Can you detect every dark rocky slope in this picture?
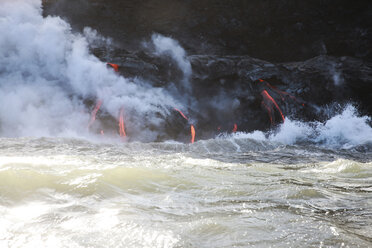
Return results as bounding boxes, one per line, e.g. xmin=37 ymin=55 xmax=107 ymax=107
xmin=42 ymin=0 xmax=372 ymax=140
xmin=97 ymin=49 xmax=372 ymax=139
xmin=43 ymin=0 xmax=372 ymax=62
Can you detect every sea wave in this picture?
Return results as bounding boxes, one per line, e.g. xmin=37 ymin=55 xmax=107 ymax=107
xmin=230 ymin=105 xmax=372 ymax=149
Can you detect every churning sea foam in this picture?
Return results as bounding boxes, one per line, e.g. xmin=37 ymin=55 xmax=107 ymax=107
xmin=0 ymin=0 xmax=179 ymax=141
xmin=232 ymin=105 xmax=372 ymax=149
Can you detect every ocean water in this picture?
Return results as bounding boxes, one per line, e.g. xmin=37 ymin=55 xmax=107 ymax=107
xmin=1 ymin=0 xmax=371 ymax=247
xmin=0 ymin=127 xmax=371 ymax=247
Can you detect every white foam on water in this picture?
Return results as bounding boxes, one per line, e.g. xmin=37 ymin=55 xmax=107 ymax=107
xmin=0 ymin=198 xmax=180 ymax=248
xmin=303 ymin=159 xmax=372 ymax=175
xmin=231 ymin=105 xmax=372 ymax=149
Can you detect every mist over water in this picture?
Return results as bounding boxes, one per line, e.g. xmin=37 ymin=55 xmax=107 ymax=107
xmin=0 ymin=0 xmax=371 ymax=247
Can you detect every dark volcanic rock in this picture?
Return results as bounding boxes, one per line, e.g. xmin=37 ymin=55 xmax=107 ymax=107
xmin=100 ymin=48 xmax=372 ymax=138
xmin=42 ymin=0 xmax=372 ymax=62
xmin=41 ymin=0 xmax=372 ymax=140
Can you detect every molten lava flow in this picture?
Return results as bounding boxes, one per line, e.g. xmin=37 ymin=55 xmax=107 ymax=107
xmin=107 ymin=63 xmax=119 ymax=72
xmin=259 ymin=79 xmax=303 ymax=105
xmin=261 ymin=90 xmax=285 ymax=123
xmin=119 ymin=107 xmax=126 ymax=137
xmin=174 ymin=107 xmax=196 ymax=143
xmin=174 ymin=108 xmax=189 ymax=120
xmin=190 ymin=125 xmax=195 ymax=144
xmin=232 ymin=123 xmax=238 ymax=133
xmin=261 ymin=101 xmax=273 ymax=124
xmin=267 ymin=83 xmax=297 ymax=102
xmin=88 ymin=100 xmax=102 ymax=129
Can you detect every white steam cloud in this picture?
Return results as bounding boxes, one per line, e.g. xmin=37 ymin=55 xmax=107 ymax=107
xmin=0 ymin=0 xmax=179 ymax=140
xmin=151 ymin=34 xmax=192 ymax=93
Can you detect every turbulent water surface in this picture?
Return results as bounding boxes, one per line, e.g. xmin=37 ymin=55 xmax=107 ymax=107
xmin=0 ymin=136 xmax=371 ymax=247
xmin=1 ymin=0 xmax=372 ymax=247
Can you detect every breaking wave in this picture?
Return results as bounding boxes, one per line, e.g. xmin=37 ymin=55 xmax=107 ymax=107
xmin=232 ymin=105 xmax=372 ymax=149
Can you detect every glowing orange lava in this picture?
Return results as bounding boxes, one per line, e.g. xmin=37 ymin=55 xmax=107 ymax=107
xmin=261 ymin=101 xmax=273 ymax=124
xmin=174 ymin=108 xmax=189 ymax=120
xmin=190 ymin=125 xmax=195 ymax=143
xmin=88 ymin=100 xmax=102 ymax=129
xmin=107 ymin=63 xmax=119 ymax=72
xmin=232 ymin=123 xmax=238 ymax=133
xmin=261 ymin=90 xmax=285 ymax=123
xmin=259 ymin=79 xmax=303 ymax=105
xmin=174 ymin=107 xmax=196 ymax=143
xmin=267 ymin=83 xmax=297 ymax=102
xmin=119 ymin=107 xmax=127 ymax=137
